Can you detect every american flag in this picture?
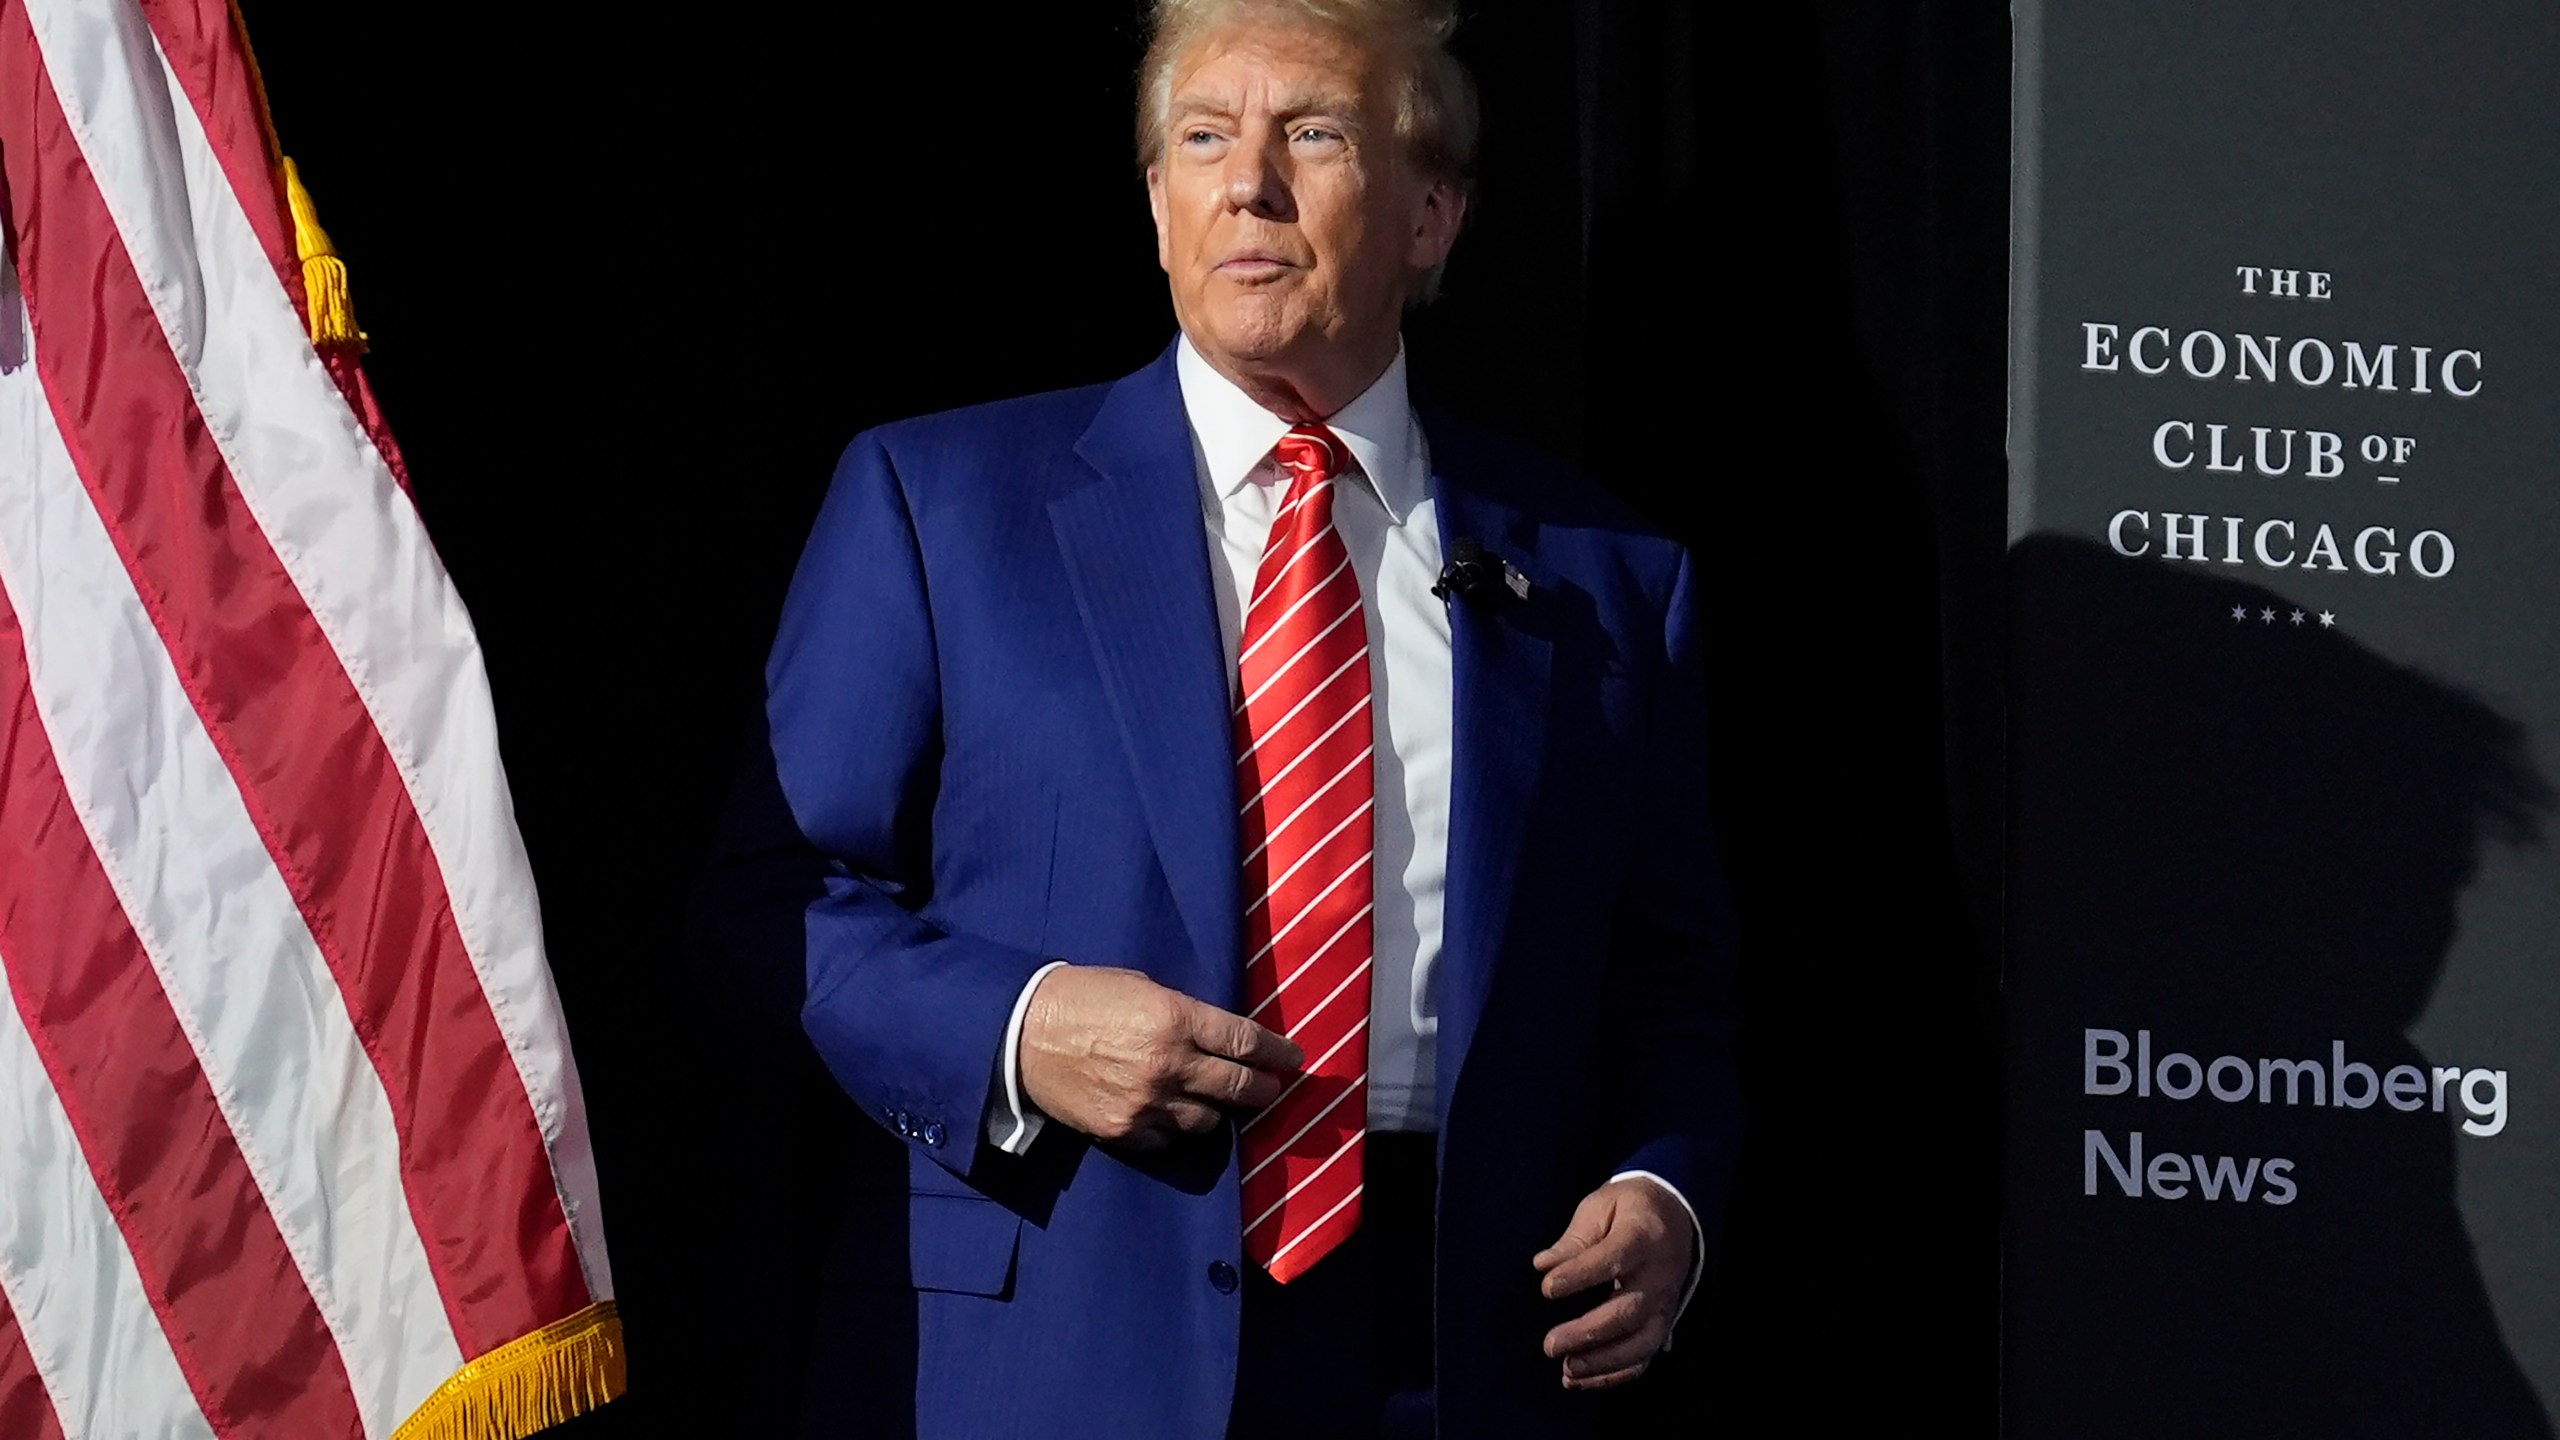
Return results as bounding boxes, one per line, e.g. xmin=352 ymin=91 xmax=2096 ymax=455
xmin=0 ymin=2 xmax=618 ymax=1437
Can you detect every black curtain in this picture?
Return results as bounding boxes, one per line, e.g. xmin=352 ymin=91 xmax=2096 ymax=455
xmin=240 ymin=3 xmax=2006 ymax=1432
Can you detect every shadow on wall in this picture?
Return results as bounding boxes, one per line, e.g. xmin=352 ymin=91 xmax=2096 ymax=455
xmin=2004 ymin=534 xmax=2552 ymax=1440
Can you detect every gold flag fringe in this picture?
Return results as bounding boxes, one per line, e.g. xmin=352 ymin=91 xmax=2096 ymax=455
xmin=281 ymin=156 xmax=367 ymax=356
xmin=390 ymin=1302 xmax=626 ymax=1440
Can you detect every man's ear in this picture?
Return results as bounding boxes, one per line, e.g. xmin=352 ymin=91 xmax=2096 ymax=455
xmin=1146 ymin=164 xmax=1173 ymax=275
xmin=1408 ymin=175 xmax=1468 ymax=272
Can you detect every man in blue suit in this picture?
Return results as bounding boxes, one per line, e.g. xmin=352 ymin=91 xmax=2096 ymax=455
xmin=712 ymin=1 xmax=1740 ymax=1434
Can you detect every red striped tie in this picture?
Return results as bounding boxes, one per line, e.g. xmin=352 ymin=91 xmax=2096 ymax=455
xmin=1235 ymin=423 xmax=1373 ymax=1284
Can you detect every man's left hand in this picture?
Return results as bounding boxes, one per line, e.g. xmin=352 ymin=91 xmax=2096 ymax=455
xmin=1532 ymin=1177 xmax=1696 ymax=1391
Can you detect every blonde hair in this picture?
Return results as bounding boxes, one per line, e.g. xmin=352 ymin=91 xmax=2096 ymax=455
xmin=1134 ymin=0 xmax=1480 ymax=184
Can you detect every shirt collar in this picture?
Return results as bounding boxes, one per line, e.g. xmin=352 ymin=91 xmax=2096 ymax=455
xmin=1175 ymin=333 xmax=1421 ymax=523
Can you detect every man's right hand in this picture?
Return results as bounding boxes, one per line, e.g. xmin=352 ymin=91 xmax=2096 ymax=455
xmin=1017 ymin=965 xmax=1303 ymax=1150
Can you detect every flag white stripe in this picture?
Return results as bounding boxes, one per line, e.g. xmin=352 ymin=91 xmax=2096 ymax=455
xmin=0 ymin=256 xmax=457 ymax=1438
xmin=0 ymin=956 xmax=217 ymax=1440
xmin=24 ymin=0 xmax=610 ymax=1298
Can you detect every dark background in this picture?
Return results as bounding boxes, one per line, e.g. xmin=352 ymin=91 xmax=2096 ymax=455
xmin=239 ymin=2 xmax=2009 ymax=1432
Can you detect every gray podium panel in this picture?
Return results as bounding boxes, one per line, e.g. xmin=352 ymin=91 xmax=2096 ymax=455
xmin=2008 ymin=4 xmax=2560 ymax=1435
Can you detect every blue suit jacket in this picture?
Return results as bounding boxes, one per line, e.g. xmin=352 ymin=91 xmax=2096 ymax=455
xmin=711 ymin=345 xmax=1741 ymax=1439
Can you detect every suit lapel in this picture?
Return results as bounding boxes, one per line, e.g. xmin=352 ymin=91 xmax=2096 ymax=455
xmin=1054 ymin=352 xmax=1243 ymax=1005
xmin=1430 ymin=442 xmax=1557 ymax=1128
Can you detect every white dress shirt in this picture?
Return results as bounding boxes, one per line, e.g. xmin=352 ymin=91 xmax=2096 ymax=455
xmin=981 ymin=337 xmax=1703 ymax=1325
xmin=1186 ymin=336 xmax=1454 ymax=1132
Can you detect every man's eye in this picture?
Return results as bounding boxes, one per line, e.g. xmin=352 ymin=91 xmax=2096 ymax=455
xmin=1292 ymin=127 xmax=1344 ymax=145
xmin=1182 ymin=129 xmax=1221 ymax=147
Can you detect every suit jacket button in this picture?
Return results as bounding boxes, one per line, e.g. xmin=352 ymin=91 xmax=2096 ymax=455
xmin=923 ymin=1121 xmax=946 ymax=1147
xmin=1208 ymin=1260 xmax=1240 ymax=1294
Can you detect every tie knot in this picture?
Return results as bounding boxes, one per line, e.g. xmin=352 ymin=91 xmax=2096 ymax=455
xmin=1274 ymin=425 xmax=1345 ymax=483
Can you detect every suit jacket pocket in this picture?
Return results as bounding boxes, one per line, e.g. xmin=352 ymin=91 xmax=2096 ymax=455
xmin=836 ymin=1186 xmax=1024 ymax=1298
xmin=907 ymin=1193 xmax=1023 ymax=1296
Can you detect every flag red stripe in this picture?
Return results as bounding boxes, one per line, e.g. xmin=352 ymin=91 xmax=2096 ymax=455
xmin=129 ymin=0 xmax=292 ymax=273
xmin=0 ymin=23 xmax=582 ymax=1356
xmin=0 ymin=1292 xmax=65 ymax=1440
xmin=0 ymin=613 xmax=363 ymax=1438
xmin=129 ymin=0 xmax=417 ymax=492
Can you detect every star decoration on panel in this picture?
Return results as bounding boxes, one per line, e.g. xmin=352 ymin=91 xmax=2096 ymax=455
xmin=2217 ymin=603 xmax=2337 ymax=631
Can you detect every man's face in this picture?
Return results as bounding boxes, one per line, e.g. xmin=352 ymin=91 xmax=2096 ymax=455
xmin=1148 ymin=20 xmax=1462 ymax=398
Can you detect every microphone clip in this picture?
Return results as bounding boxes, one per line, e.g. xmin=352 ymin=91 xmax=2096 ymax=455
xmin=1433 ymin=537 xmax=1531 ymax=607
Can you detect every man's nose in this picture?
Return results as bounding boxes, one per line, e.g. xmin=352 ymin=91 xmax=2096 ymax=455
xmin=1220 ymin=134 xmax=1294 ymax=221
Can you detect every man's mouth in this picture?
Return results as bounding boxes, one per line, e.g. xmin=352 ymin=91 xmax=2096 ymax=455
xmin=1217 ymin=252 xmax=1299 ymax=277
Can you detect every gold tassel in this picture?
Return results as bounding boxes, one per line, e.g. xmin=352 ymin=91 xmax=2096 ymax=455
xmin=389 ymin=1302 xmax=627 ymax=1440
xmin=282 ymin=156 xmax=367 ymax=355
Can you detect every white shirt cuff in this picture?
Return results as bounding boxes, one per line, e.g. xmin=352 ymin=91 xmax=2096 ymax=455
xmin=1609 ymin=1169 xmax=1708 ymax=1350
xmin=984 ymin=960 xmax=1068 ymax=1154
